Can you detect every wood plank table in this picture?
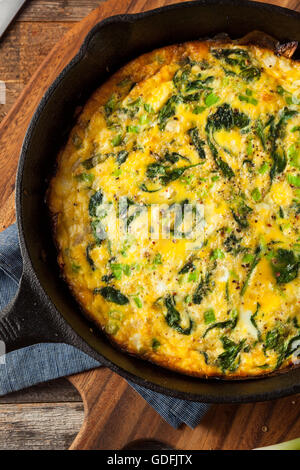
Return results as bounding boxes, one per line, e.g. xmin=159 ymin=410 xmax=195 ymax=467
xmin=0 ymin=0 xmax=299 ymax=450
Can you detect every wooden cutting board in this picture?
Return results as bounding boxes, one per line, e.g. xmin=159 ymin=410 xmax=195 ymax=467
xmin=0 ymin=0 xmax=299 ymax=450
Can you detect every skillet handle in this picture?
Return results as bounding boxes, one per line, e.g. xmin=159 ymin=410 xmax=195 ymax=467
xmin=0 ymin=274 xmax=67 ymax=353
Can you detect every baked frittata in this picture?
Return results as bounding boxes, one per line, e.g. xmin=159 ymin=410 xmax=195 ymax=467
xmin=48 ymin=39 xmax=300 ymax=378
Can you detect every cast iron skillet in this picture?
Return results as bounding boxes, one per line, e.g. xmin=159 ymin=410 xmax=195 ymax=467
xmin=0 ymin=0 xmax=299 ymax=403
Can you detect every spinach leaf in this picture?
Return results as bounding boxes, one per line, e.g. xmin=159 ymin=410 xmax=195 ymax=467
xmin=233 ymin=110 xmax=251 ymax=129
xmin=165 ymin=151 xmax=190 ymax=164
xmin=75 ymin=173 xmax=95 ymax=184
xmin=217 ymin=336 xmax=246 ymax=373
xmin=205 ymin=104 xmax=249 ymax=178
xmin=89 ymin=190 xmax=103 ymax=217
xmin=185 ymin=76 xmax=214 ymax=93
xmin=118 ymin=197 xmax=134 ymax=218
xmin=207 ymin=103 xmax=234 ymax=131
xmin=101 ymin=273 xmax=115 ymax=283
xmin=231 ymin=202 xmax=253 ymax=229
xmin=178 ymin=260 xmax=196 ymax=274
xmin=263 ymin=324 xmax=300 ymax=369
xmin=88 ymin=190 xmax=107 ymax=246
xmin=82 ymin=153 xmax=107 ymax=170
xmin=126 ymin=208 xmax=143 ymax=230
xmin=118 ymin=197 xmax=144 ymax=230
xmin=212 ymin=48 xmax=261 ymax=82
xmin=240 ymin=245 xmax=262 ymax=296
xmin=255 ymin=119 xmax=266 ymax=150
xmin=207 ymin=103 xmax=250 ymax=131
xmin=225 ymin=281 xmax=230 ymax=302
xmin=95 ymin=286 xmax=129 ymax=305
xmin=277 ymin=107 xmax=298 ymax=130
xmin=264 ymin=326 xmax=285 ymax=353
xmin=255 ymin=113 xmax=292 ymax=180
xmin=152 ymin=338 xmax=161 ymax=351
xmin=139 ymin=183 xmax=162 ymax=193
xmin=223 ymin=232 xmax=241 ymax=253
xmin=250 ymin=303 xmax=262 ymax=341
xmin=203 ymin=309 xmax=238 ymax=338
xmin=285 ymin=334 xmax=300 ymax=358
xmin=212 ymin=48 xmax=249 ymax=66
xmin=200 ymin=351 xmax=210 ymax=365
xmin=86 ymin=243 xmax=96 ymax=271
xmin=158 ymin=95 xmax=181 ymax=131
xmin=117 ymin=150 xmax=129 ymax=165
xmin=270 ymin=249 xmax=299 ymax=284
xmin=160 ymin=164 xmax=200 ymax=185
xmin=239 ymin=67 xmax=261 ymax=81
xmin=188 ymin=127 xmax=206 ymax=159
xmin=173 ymin=66 xmax=191 ymax=93
xmin=269 ymin=108 xmax=298 ymax=180
xmin=192 ymin=262 xmax=216 ymax=304
xmin=215 ymin=157 xmax=235 ymax=179
xmin=263 ymin=325 xmax=288 ymax=368
xmin=164 ymin=295 xmax=193 ymax=335
xmin=270 ymin=150 xmax=287 ymax=180
xmin=146 ymin=162 xmax=166 ymax=179
xmin=145 ymin=161 xmax=200 ymax=187
xmin=182 ymin=92 xmax=201 ymax=103
xmin=104 ymin=94 xmax=117 ymax=117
